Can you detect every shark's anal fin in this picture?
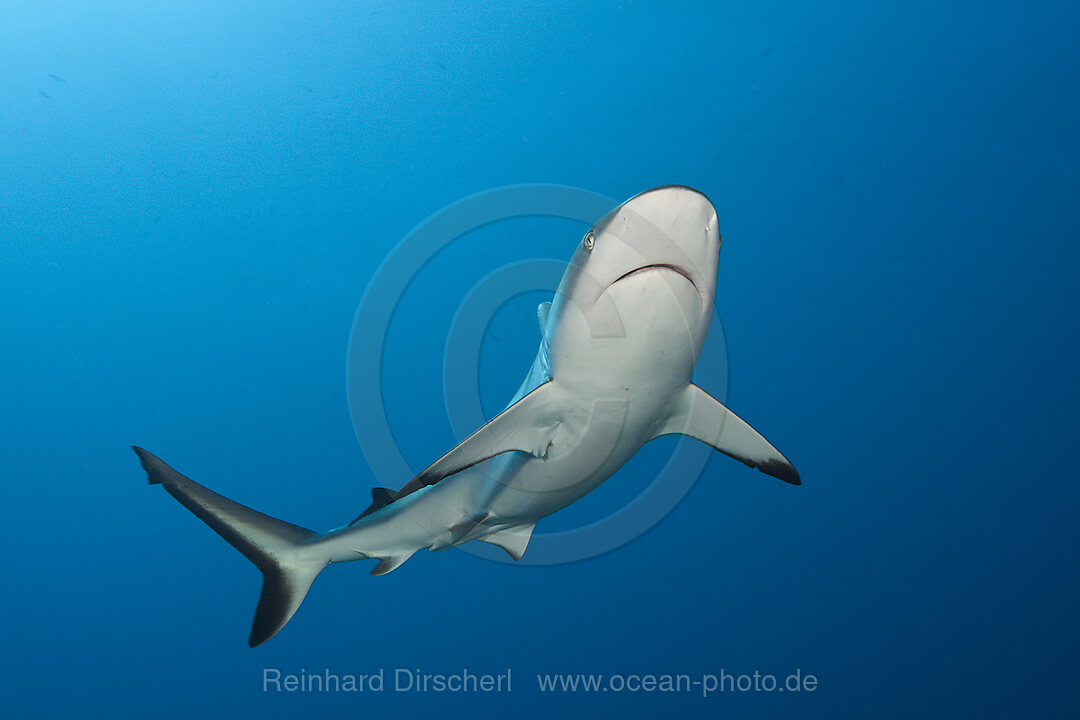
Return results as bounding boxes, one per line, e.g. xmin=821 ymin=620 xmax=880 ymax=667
xmin=370 ymin=551 xmax=415 ymax=576
xmin=388 ymin=381 xmax=561 ymax=505
xmin=649 ymin=384 xmax=800 ymax=485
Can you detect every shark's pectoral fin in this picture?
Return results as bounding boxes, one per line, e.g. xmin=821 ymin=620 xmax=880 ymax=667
xmin=377 ymin=382 xmax=562 ymax=510
xmin=650 ymin=384 xmax=800 ymax=485
xmin=477 ymin=522 xmax=536 ymax=561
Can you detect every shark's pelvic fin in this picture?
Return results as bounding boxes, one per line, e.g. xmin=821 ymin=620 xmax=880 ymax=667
xmin=133 ymin=446 xmax=328 ymax=647
xmin=649 ymin=384 xmax=800 ymax=484
xmin=477 ymin=522 xmax=536 ymax=561
xmin=435 ymin=513 xmax=491 ymax=551
xmin=384 ymin=381 xmax=561 ymax=506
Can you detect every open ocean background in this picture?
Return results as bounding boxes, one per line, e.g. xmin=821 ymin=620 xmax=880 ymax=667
xmin=2 ymin=1 xmax=1078 ymax=717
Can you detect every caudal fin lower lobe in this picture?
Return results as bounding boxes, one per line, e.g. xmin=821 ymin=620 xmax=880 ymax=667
xmin=133 ymin=446 xmax=326 ymax=647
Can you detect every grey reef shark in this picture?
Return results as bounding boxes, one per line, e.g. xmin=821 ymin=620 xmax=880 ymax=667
xmin=134 ymin=185 xmax=799 ymax=647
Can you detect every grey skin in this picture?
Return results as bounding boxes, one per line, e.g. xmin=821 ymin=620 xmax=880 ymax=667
xmin=135 ymin=185 xmax=798 ymax=647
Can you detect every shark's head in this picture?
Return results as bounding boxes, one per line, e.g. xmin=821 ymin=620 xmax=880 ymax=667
xmin=569 ymin=184 xmax=719 ymax=309
xmin=548 ymin=186 xmax=721 ymax=391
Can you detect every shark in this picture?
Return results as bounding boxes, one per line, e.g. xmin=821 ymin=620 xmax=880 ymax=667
xmin=134 ymin=185 xmax=799 ymax=647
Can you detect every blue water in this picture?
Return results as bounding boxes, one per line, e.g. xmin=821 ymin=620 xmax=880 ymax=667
xmin=2 ymin=1 xmax=1078 ymax=717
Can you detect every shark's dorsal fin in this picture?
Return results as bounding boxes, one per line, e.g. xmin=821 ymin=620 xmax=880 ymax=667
xmin=649 ymin=384 xmax=800 ymax=484
xmin=537 ymin=301 xmax=551 ymax=332
xmin=382 ymin=382 xmax=562 ymax=510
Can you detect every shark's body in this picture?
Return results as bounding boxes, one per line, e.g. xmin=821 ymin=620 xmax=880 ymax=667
xmin=135 ymin=186 xmax=798 ymax=647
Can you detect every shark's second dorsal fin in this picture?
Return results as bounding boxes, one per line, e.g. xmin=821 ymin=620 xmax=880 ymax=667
xmin=351 ymin=486 xmax=399 ymax=524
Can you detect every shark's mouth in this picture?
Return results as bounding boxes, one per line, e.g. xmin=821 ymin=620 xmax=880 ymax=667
xmin=609 ymin=263 xmax=699 ymax=297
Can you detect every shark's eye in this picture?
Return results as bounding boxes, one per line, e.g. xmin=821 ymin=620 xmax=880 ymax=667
xmin=583 ymin=231 xmax=595 ymax=250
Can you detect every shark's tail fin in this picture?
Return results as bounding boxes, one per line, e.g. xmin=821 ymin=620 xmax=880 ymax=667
xmin=133 ymin=446 xmax=327 ymax=647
